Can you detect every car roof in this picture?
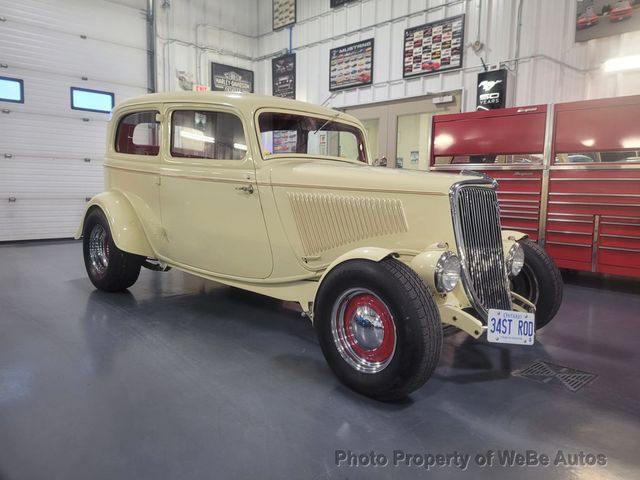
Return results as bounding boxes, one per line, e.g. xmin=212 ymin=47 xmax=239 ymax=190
xmin=115 ymin=91 xmax=348 ymax=121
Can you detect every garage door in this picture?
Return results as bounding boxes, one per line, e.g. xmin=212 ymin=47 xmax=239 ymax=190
xmin=0 ymin=0 xmax=148 ymax=241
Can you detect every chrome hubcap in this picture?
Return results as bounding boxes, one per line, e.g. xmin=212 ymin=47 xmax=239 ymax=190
xmin=330 ymin=288 xmax=396 ymax=374
xmin=89 ymin=224 xmax=109 ymax=275
xmin=350 ymin=305 xmax=385 ymax=350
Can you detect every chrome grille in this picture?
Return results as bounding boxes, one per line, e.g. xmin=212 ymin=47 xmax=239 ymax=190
xmin=451 ymin=182 xmax=512 ymax=317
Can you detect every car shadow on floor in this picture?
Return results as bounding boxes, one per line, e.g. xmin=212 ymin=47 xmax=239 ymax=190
xmin=434 ymin=334 xmax=515 ymax=384
xmin=77 ymin=283 xmax=562 ymax=405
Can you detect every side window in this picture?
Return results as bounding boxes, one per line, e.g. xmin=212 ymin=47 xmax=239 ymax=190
xmin=171 ymin=110 xmax=247 ymax=160
xmin=115 ymin=111 xmax=160 ymax=156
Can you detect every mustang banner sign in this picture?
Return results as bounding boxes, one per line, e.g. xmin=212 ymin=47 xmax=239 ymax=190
xmin=476 ymin=69 xmax=508 ymax=110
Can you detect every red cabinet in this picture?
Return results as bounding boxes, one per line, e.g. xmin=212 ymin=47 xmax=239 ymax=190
xmin=430 ymin=95 xmax=640 ymax=279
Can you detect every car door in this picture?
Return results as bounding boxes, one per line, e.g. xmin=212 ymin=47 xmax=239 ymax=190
xmin=158 ymin=105 xmax=273 ymax=279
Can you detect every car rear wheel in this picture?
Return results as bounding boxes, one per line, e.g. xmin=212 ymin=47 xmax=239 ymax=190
xmin=82 ymin=208 xmax=143 ymax=292
xmin=314 ymin=257 xmax=442 ymax=401
xmin=511 ymin=238 xmax=563 ymax=330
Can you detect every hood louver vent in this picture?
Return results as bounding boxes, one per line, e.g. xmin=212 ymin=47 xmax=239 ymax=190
xmin=288 ymin=192 xmax=408 ymax=256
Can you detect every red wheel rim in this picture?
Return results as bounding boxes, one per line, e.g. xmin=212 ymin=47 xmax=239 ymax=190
xmin=331 ymin=289 xmax=397 ymax=373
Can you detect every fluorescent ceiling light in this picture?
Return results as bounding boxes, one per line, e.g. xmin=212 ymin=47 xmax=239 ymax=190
xmin=603 ymin=55 xmax=640 ymax=73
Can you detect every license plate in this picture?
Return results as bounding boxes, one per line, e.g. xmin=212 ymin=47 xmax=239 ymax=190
xmin=487 ymin=309 xmax=535 ymax=345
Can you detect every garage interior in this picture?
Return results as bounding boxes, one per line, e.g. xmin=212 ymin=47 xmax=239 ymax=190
xmin=1 ymin=0 xmax=640 ymax=479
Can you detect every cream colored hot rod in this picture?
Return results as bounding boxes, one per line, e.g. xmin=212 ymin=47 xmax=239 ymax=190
xmin=77 ymin=92 xmax=563 ymax=400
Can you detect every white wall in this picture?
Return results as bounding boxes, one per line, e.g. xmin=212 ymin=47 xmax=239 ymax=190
xmin=155 ymin=0 xmax=258 ymax=91
xmin=156 ymin=0 xmax=640 ymax=110
xmin=516 ymin=0 xmax=640 ymax=105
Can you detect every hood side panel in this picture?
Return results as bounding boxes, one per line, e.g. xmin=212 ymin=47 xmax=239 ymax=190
xmin=288 ymin=192 xmax=409 ymax=257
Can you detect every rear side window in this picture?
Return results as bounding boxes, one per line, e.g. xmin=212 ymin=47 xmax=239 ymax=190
xmin=0 ymin=76 xmax=24 ymax=103
xmin=115 ymin=111 xmax=160 ymax=156
xmin=171 ymin=110 xmax=247 ymax=160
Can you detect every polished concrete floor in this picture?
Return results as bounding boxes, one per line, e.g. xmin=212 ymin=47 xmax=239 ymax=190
xmin=0 ymin=241 xmax=639 ymax=480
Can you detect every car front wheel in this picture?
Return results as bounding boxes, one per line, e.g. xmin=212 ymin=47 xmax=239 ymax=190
xmin=314 ymin=257 xmax=442 ymax=401
xmin=511 ymin=238 xmax=563 ymax=330
xmin=82 ymin=208 xmax=144 ymax=292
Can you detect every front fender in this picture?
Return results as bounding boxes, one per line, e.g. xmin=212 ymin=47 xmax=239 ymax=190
xmin=316 ymin=247 xmax=396 ymax=296
xmin=502 ymin=229 xmax=528 ymax=242
xmin=75 ymin=191 xmax=154 ymax=258
xmin=501 ymin=229 xmax=529 ymax=259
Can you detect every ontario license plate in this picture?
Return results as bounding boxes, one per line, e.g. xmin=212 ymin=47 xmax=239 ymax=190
xmin=487 ymin=309 xmax=535 ymax=345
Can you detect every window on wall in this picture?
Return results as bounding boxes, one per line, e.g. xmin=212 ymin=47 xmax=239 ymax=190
xmin=0 ymin=76 xmax=24 ymax=103
xmin=171 ymin=110 xmax=247 ymax=160
xmin=115 ymin=111 xmax=160 ymax=156
xmin=70 ymin=87 xmax=114 ymax=113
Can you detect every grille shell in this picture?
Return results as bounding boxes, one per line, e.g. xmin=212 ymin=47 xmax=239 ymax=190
xmin=450 ymin=180 xmax=512 ymax=318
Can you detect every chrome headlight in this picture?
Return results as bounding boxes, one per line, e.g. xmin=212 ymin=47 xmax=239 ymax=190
xmin=435 ymin=252 xmax=461 ymax=293
xmin=506 ymin=242 xmax=525 ymax=277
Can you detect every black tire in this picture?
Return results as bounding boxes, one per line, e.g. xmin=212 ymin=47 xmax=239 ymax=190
xmin=314 ymin=257 xmax=442 ymax=401
xmin=511 ymin=238 xmax=563 ymax=330
xmin=82 ymin=208 xmax=143 ymax=292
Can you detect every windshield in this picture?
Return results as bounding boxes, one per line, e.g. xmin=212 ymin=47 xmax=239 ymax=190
xmin=258 ymin=111 xmax=368 ymax=163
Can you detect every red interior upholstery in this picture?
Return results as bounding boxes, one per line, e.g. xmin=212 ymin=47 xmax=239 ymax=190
xmin=116 ymin=123 xmax=159 ymax=156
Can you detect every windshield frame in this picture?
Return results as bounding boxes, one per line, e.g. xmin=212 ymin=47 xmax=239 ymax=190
xmin=254 ymin=108 xmax=370 ymax=164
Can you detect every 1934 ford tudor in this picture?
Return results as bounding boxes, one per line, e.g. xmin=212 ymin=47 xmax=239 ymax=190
xmin=77 ymin=92 xmax=563 ymax=400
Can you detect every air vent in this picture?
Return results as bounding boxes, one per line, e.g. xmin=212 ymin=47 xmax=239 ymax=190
xmin=288 ymin=192 xmax=408 ymax=256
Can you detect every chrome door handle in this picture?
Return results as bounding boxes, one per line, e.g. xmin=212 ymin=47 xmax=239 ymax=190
xmin=235 ymin=184 xmax=254 ymax=194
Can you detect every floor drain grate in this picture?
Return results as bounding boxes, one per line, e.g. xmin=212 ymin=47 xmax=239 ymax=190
xmin=513 ymin=360 xmax=597 ymax=392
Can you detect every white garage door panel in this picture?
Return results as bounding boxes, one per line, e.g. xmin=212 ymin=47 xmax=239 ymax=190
xmin=0 ymin=0 xmax=146 ymax=49
xmin=0 ymin=0 xmax=147 ymax=241
xmin=0 ymin=24 xmax=147 ymax=87
xmin=0 ymin=199 xmax=88 ymax=241
xmin=0 ymin=157 xmax=104 ymax=197
xmin=4 ymin=70 xmax=145 ymax=116
xmin=1 ymin=113 xmax=108 ymax=158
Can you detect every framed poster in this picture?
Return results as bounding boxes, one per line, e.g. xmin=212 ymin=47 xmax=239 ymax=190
xmin=210 ymin=63 xmax=254 ymax=93
xmin=329 ymin=38 xmax=374 ymax=91
xmin=272 ymin=53 xmax=296 ymax=99
xmin=273 ymin=130 xmax=298 ymax=153
xmin=273 ymin=0 xmax=296 ymax=30
xmin=403 ymin=14 xmax=465 ymax=78
xmin=575 ymin=1 xmax=638 ymax=42
xmin=330 ymin=0 xmax=358 ymax=7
